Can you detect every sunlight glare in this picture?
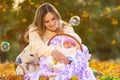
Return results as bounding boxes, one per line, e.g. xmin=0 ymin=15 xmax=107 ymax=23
xmin=12 ymin=0 xmax=24 ymax=10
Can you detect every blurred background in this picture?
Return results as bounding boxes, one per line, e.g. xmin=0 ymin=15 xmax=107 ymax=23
xmin=0 ymin=0 xmax=120 ymax=62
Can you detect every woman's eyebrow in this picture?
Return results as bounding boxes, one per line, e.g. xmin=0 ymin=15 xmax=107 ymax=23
xmin=44 ymin=20 xmax=49 ymax=23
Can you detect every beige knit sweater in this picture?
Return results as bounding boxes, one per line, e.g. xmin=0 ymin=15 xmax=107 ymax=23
xmin=28 ymin=25 xmax=82 ymax=57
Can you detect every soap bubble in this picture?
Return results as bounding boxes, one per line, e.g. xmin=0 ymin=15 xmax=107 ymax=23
xmin=56 ymin=20 xmax=64 ymax=28
xmin=56 ymin=16 xmax=80 ymax=27
xmin=0 ymin=41 xmax=10 ymax=52
xmin=69 ymin=16 xmax=80 ymax=26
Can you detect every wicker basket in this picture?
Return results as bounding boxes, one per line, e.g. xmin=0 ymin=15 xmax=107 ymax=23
xmin=48 ymin=33 xmax=83 ymax=52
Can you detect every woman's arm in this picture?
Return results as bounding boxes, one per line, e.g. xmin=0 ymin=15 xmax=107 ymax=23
xmin=28 ymin=27 xmax=55 ymax=57
xmin=51 ymin=50 xmax=70 ymax=64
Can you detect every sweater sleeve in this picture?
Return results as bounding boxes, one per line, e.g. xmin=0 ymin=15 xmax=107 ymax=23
xmin=28 ymin=27 xmax=55 ymax=57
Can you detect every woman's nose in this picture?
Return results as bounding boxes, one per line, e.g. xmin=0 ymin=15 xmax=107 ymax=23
xmin=51 ymin=21 xmax=55 ymax=26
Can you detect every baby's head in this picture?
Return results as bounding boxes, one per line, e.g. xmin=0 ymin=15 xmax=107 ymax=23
xmin=63 ymin=37 xmax=77 ymax=48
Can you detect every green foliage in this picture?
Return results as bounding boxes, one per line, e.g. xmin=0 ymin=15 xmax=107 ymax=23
xmin=99 ymin=75 xmax=120 ymax=80
xmin=93 ymin=70 xmax=103 ymax=77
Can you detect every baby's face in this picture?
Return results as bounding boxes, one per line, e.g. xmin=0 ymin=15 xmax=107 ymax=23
xmin=64 ymin=42 xmax=75 ymax=48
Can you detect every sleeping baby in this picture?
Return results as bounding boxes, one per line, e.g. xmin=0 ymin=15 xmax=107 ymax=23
xmin=45 ymin=37 xmax=80 ymax=72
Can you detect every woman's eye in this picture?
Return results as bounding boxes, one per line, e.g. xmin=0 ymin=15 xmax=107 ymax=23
xmin=52 ymin=17 xmax=55 ymax=21
xmin=44 ymin=21 xmax=49 ymax=23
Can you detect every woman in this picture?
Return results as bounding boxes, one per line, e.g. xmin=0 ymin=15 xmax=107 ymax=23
xmin=24 ymin=3 xmax=81 ymax=64
xmin=16 ymin=3 xmax=96 ymax=80
xmin=16 ymin=2 xmax=78 ymax=74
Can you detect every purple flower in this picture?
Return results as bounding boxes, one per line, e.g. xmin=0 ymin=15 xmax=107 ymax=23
xmin=24 ymin=44 xmax=96 ymax=80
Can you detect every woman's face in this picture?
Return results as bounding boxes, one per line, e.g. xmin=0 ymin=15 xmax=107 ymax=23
xmin=44 ymin=12 xmax=58 ymax=31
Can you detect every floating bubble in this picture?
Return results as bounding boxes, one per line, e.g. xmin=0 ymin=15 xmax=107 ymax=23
xmin=69 ymin=16 xmax=80 ymax=26
xmin=56 ymin=20 xmax=64 ymax=28
xmin=0 ymin=41 xmax=10 ymax=52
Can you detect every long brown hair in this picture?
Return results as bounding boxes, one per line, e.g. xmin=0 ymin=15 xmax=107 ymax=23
xmin=24 ymin=3 xmax=64 ymax=43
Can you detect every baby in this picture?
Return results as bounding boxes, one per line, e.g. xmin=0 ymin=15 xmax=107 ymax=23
xmin=61 ymin=37 xmax=79 ymax=61
xmin=45 ymin=37 xmax=79 ymax=72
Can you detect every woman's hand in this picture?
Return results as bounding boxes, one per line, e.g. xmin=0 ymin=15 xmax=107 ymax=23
xmin=51 ymin=50 xmax=70 ymax=64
